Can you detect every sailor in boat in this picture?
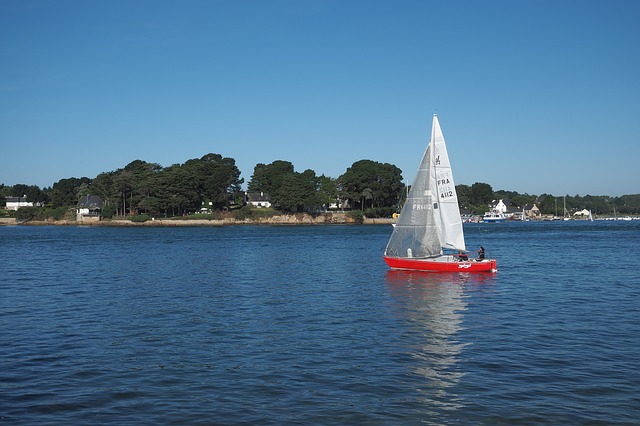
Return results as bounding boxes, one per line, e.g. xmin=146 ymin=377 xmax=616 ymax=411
xmin=477 ymin=246 xmax=485 ymax=260
xmin=457 ymin=251 xmax=469 ymax=261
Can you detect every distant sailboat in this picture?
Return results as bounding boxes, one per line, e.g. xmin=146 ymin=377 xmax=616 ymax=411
xmin=383 ymin=115 xmax=497 ymax=273
xmin=563 ymin=196 xmax=571 ymax=220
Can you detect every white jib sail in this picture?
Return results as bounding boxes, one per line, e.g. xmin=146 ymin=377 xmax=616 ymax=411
xmin=384 ymin=139 xmax=441 ymax=259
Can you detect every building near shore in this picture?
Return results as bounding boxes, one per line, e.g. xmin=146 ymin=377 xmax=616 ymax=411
xmin=5 ymin=196 xmax=33 ymax=211
xmin=77 ymin=195 xmax=105 ymax=222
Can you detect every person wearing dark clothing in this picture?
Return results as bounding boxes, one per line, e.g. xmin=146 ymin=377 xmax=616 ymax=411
xmin=477 ymin=246 xmax=485 ymax=260
xmin=458 ymin=251 xmax=469 ymax=261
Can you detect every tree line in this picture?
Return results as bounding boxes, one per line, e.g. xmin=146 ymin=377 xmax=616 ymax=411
xmin=1 ymin=153 xmax=639 ymax=218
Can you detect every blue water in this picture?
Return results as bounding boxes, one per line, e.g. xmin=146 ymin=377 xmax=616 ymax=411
xmin=1 ymin=221 xmax=639 ymax=424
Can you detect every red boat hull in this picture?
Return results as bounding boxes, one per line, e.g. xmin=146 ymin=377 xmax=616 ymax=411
xmin=384 ymin=256 xmax=497 ymax=273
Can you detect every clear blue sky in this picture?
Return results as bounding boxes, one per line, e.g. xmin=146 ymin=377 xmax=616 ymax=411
xmin=1 ymin=0 xmax=639 ymax=196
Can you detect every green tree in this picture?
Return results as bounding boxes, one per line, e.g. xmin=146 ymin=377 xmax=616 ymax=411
xmin=375 ymin=162 xmax=404 ymax=208
xmin=587 ymin=195 xmax=612 ymax=215
xmin=616 ymin=194 xmax=640 ymax=215
xmin=0 ymin=183 xmax=8 ymax=201
xmin=199 ymin=153 xmax=243 ymax=209
xmin=165 ymin=163 xmax=199 ymax=215
xmin=89 ymin=172 xmax=117 ymax=209
xmin=361 ymin=188 xmax=373 ymax=211
xmin=248 ymin=160 xmax=295 ymax=194
xmin=50 ymin=177 xmax=91 ymax=207
xmin=470 ymin=182 xmax=494 ymax=207
xmin=177 ymin=154 xmax=243 ymax=213
xmin=122 ymin=160 xmax=163 ymax=215
xmin=456 ymin=184 xmax=471 ymax=209
xmin=271 ymin=172 xmax=309 ymax=212
xmin=316 ymin=175 xmax=338 ymax=210
xmin=511 ymin=194 xmax=537 ymax=209
xmin=266 ymin=168 xmax=318 ymax=213
xmin=298 ymin=169 xmax=325 ymax=212
xmin=112 ymin=169 xmax=135 ymax=216
xmin=338 ymin=160 xmax=403 ymax=210
xmin=8 ymin=184 xmax=47 ymax=204
xmin=537 ymin=194 xmax=558 ymax=215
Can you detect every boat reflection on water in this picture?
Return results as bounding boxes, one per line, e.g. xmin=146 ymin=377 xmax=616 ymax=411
xmin=384 ymin=270 xmax=496 ymax=414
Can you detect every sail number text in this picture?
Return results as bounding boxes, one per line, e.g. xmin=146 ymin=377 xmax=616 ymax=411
xmin=413 ymin=204 xmax=431 ymax=210
xmin=437 ymin=176 xmax=454 ymax=199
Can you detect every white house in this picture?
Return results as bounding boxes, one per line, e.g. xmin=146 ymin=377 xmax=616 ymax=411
xmin=245 ymin=192 xmax=271 ymax=208
xmin=5 ymin=196 xmax=33 ymax=211
xmin=328 ymin=198 xmax=351 ymax=210
xmin=490 ymin=199 xmax=519 ymax=215
xmin=574 ymin=209 xmax=591 ymax=217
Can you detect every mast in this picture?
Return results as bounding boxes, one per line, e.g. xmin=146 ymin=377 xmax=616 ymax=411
xmin=430 ymin=114 xmax=441 ymax=252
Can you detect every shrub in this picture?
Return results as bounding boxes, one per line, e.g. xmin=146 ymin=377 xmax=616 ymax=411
xmin=184 ymin=213 xmax=214 ymax=220
xmin=233 ymin=206 xmax=278 ymax=221
xmin=130 ymin=214 xmax=151 ymax=223
xmin=252 ymin=208 xmax=277 ymax=219
xmin=347 ymin=210 xmax=365 ymax=224
xmin=14 ymin=206 xmax=71 ymax=221
xmin=41 ymin=206 xmax=68 ymax=221
xmin=233 ymin=206 xmax=253 ymax=221
xmin=15 ymin=207 xmax=40 ymax=222
xmin=364 ymin=207 xmax=395 ymax=218
xmin=102 ymin=204 xmax=116 ymax=219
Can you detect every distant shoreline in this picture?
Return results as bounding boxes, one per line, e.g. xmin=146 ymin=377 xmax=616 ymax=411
xmin=0 ymin=216 xmax=395 ymax=227
xmin=3 ymin=216 xmax=637 ymax=227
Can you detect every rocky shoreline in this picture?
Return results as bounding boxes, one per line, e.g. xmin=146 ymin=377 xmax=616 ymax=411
xmin=0 ymin=215 xmax=394 ymax=227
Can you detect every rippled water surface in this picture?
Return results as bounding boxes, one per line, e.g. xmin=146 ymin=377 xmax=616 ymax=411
xmin=1 ymin=221 xmax=639 ymax=424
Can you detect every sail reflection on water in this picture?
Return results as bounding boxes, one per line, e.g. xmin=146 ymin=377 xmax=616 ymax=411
xmin=384 ymin=271 xmax=495 ymax=413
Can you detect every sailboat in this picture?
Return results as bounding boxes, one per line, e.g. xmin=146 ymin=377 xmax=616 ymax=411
xmin=383 ymin=115 xmax=497 ymax=273
xmin=563 ymin=196 xmax=571 ymax=220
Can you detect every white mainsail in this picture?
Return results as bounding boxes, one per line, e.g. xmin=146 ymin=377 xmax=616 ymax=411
xmin=384 ymin=115 xmax=465 ymax=259
xmin=430 ymin=115 xmax=465 ymax=251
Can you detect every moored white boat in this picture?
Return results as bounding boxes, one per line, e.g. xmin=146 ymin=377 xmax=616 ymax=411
xmin=482 ymin=211 xmax=507 ymax=223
